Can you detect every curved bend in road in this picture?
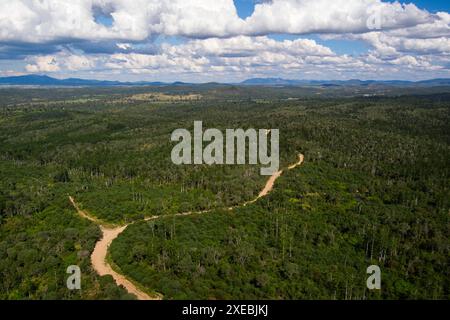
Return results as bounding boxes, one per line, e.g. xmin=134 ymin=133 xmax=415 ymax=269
xmin=69 ymin=153 xmax=304 ymax=300
xmin=69 ymin=196 xmax=161 ymax=300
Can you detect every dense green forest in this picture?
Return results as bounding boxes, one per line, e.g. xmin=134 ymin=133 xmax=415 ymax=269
xmin=0 ymin=86 xmax=449 ymax=299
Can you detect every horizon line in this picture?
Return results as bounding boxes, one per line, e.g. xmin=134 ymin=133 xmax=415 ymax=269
xmin=1 ymin=74 xmax=450 ymax=85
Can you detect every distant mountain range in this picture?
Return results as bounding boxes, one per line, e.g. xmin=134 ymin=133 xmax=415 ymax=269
xmin=240 ymin=77 xmax=450 ymax=87
xmin=0 ymin=75 xmax=177 ymax=87
xmin=1 ymin=74 xmax=450 ymax=87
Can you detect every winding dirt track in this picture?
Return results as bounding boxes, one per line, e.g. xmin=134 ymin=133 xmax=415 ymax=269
xmin=91 ymin=226 xmax=155 ymax=300
xmin=69 ymin=196 xmax=161 ymax=300
xmin=69 ymin=153 xmax=304 ymax=300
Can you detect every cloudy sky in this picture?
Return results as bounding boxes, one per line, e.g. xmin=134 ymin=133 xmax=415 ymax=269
xmin=0 ymin=0 xmax=449 ymax=82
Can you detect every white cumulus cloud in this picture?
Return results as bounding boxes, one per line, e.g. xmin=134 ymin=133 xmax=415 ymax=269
xmin=1 ymin=0 xmax=448 ymax=81
xmin=0 ymin=0 xmax=439 ymax=43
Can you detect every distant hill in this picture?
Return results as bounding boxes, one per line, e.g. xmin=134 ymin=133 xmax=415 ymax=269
xmin=1 ymin=74 xmax=449 ymax=88
xmin=240 ymin=78 xmax=450 ymax=87
xmin=240 ymin=78 xmax=310 ymax=86
xmin=415 ymin=78 xmax=450 ymax=86
xmin=0 ymin=75 xmax=174 ymax=87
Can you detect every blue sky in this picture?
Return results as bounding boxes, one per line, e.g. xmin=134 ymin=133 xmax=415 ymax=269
xmin=0 ymin=0 xmax=449 ymax=82
xmin=406 ymin=0 xmax=450 ymax=12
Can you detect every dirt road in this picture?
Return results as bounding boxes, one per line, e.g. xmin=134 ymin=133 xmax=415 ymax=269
xmin=69 ymin=153 xmax=305 ymax=300
xmin=69 ymin=198 xmax=161 ymax=300
xmin=90 ymin=225 xmax=158 ymax=300
xmin=245 ymin=153 xmax=304 ymax=206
